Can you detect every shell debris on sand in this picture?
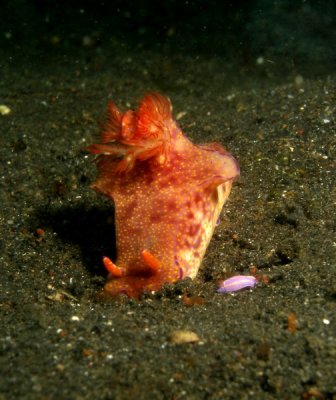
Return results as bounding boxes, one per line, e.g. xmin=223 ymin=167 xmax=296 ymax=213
xmin=169 ymin=330 xmax=201 ymax=344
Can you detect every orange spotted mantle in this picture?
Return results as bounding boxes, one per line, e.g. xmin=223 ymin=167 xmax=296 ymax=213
xmin=87 ymin=93 xmax=239 ymax=298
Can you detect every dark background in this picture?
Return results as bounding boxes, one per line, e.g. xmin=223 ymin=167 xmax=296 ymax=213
xmin=1 ymin=0 xmax=335 ymax=73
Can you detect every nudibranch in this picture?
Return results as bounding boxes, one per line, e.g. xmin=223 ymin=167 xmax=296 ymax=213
xmin=87 ymin=93 xmax=239 ymax=298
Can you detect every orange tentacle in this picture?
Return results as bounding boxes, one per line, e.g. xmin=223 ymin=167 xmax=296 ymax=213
xmin=103 ymin=257 xmax=125 ymax=277
xmin=141 ymin=249 xmax=160 ymax=275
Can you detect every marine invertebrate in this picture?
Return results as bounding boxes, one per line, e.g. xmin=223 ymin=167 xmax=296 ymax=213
xmin=88 ymin=93 xmax=239 ymax=298
xmin=217 ymin=275 xmax=257 ymax=293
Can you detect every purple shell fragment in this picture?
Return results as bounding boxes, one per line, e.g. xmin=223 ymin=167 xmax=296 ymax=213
xmin=218 ymin=275 xmax=257 ymax=293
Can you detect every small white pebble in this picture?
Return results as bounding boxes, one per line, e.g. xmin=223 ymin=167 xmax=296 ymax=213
xmin=82 ymin=35 xmax=93 ymax=46
xmin=71 ymin=315 xmax=80 ymax=321
xmin=322 ymin=118 xmax=330 ymax=124
xmin=226 ymin=93 xmax=236 ymax=101
xmin=322 ymin=319 xmax=330 ymax=325
xmin=176 ymin=111 xmax=187 ymax=120
xmin=295 ymin=75 xmax=304 ymax=86
xmin=0 ymin=105 xmax=11 ymax=115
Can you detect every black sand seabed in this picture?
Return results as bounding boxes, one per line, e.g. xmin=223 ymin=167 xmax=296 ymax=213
xmin=1 ymin=2 xmax=336 ymax=399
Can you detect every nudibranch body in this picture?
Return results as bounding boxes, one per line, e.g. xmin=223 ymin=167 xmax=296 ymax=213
xmin=88 ymin=93 xmax=239 ymax=298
